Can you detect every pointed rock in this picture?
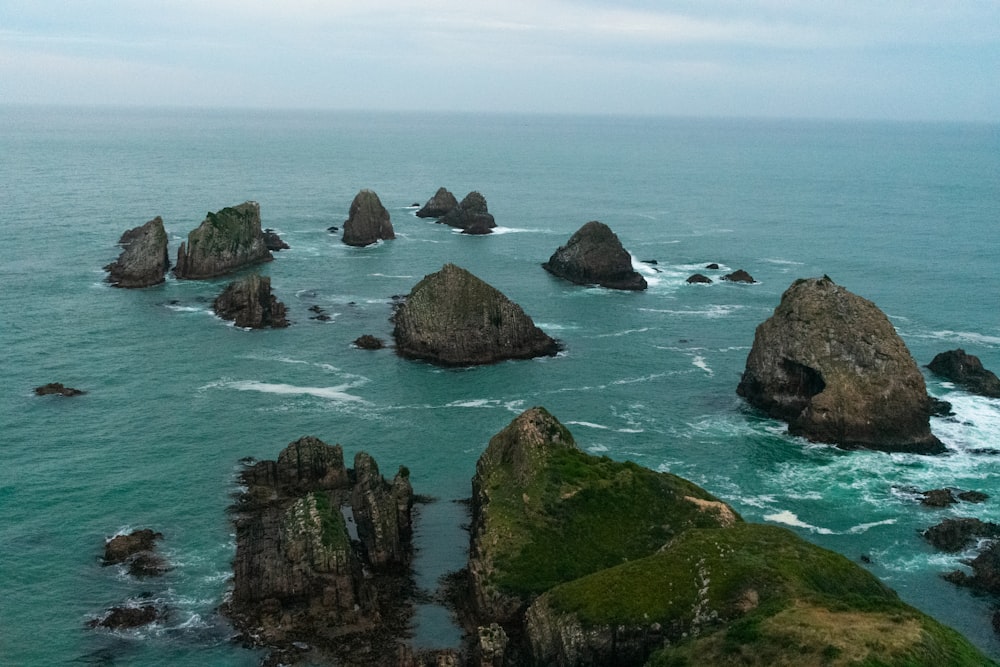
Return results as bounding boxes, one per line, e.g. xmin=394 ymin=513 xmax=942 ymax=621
xmin=542 ymin=221 xmax=646 ymax=290
xmin=105 ymin=216 xmax=170 ymax=288
xmin=174 ymin=202 xmax=272 ymax=279
xmin=438 ymin=191 xmax=496 ymax=233
xmin=212 ymin=274 xmax=288 ymax=328
xmin=415 ymin=187 xmax=458 ymax=218
xmin=342 ymin=189 xmax=395 ymax=247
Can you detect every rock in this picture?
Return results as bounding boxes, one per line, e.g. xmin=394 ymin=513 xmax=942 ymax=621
xmin=461 ymin=216 xmax=496 ymax=235
xmin=308 ymin=305 xmax=331 ymax=321
xmin=415 ymin=187 xmax=459 ymax=218
xmin=706 ymin=263 xmax=720 ymax=270
xmin=922 ymin=517 xmax=1000 ymax=552
xmin=89 ymin=602 xmax=162 ymax=629
xmin=104 ymin=216 xmax=170 ymax=288
xmin=392 ymin=264 xmax=559 ymax=366
xmin=174 ymin=202 xmax=273 ymax=279
xmin=353 ymin=334 xmax=384 ymax=350
xmin=927 ymin=349 xmax=1000 ymax=398
xmin=721 ymin=269 xmax=756 ymax=283
xmin=34 ymin=382 xmax=85 ymax=397
xmin=437 ymin=191 xmax=496 ymax=233
xmin=736 ymin=276 xmax=945 ymax=454
xmin=103 ymin=529 xmax=169 ymax=577
xmin=920 ymin=488 xmax=958 ymax=507
xmin=342 ymin=189 xmax=395 ymax=247
xmin=929 ymin=396 xmax=954 ymax=417
xmin=687 ymin=273 xmax=713 ymax=284
xmin=958 ymin=490 xmax=990 ymax=503
xmin=350 ymin=453 xmax=413 ymax=569
xmin=212 ymin=274 xmax=289 ymax=329
xmin=262 ymin=228 xmax=289 ymax=251
xmin=946 ymin=542 xmax=1000 ymax=596
xmin=542 ymin=221 xmax=647 ymax=291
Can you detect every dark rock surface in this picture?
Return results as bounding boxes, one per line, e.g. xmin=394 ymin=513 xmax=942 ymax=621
xmin=174 ymin=202 xmax=273 ymax=279
xmin=225 ymin=436 xmax=414 ymax=666
xmin=34 ymin=382 xmax=85 ymax=397
xmin=415 ymin=187 xmax=458 ymax=218
xmin=705 ymin=263 xmax=720 ymax=269
xmin=737 ymin=276 xmax=944 ymax=454
xmin=353 ymin=334 xmax=385 ymax=350
xmin=946 ymin=542 xmax=1000 ymax=596
xmin=922 ymin=517 xmax=1000 ymax=552
xmin=437 ymin=191 xmax=496 ymax=233
xmin=262 ymin=228 xmax=290 ymax=251
xmin=104 ymin=216 xmax=170 ymax=288
xmin=686 ymin=273 xmax=713 ymax=284
xmin=722 ymin=269 xmax=756 ymax=283
xmin=928 ymin=349 xmax=1000 ymax=398
xmin=921 ymin=489 xmax=958 ymax=507
xmin=542 ymin=220 xmax=647 ymax=290
xmin=392 ymin=263 xmax=559 ymax=366
xmin=89 ymin=602 xmax=163 ymax=630
xmin=212 ymin=274 xmax=289 ymax=329
xmin=342 ymin=189 xmax=395 ymax=247
xmin=103 ymin=529 xmax=169 ymax=577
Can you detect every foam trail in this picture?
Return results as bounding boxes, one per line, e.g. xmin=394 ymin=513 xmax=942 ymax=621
xmin=221 ymin=380 xmax=365 ymax=403
xmin=692 ymin=355 xmax=713 ymax=375
xmin=567 ymin=420 xmax=611 ymax=430
xmin=763 ymin=510 xmax=835 ymax=535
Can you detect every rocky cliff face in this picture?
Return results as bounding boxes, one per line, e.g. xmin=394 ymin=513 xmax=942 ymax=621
xmin=226 ymin=436 xmax=414 ymax=665
xmin=392 ymin=263 xmax=559 ymax=366
xmin=174 ymin=202 xmax=272 ymax=279
xmin=212 ymin=273 xmax=289 ymax=328
xmin=542 ymin=221 xmax=647 ymax=290
xmin=928 ymin=349 xmax=1000 ymax=398
xmin=438 ymin=191 xmax=496 ymax=233
xmin=737 ymin=276 xmax=944 ymax=454
xmin=342 ymin=189 xmax=395 ymax=247
xmin=415 ymin=187 xmax=459 ymax=218
xmin=104 ymin=216 xmax=170 ymax=288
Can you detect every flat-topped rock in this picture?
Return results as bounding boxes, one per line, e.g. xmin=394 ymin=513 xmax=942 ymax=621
xmin=104 ymin=216 xmax=170 ymax=288
xmin=174 ymin=202 xmax=272 ymax=279
xmin=542 ymin=221 xmax=647 ymax=290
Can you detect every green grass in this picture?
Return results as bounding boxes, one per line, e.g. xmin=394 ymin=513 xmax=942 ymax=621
xmin=311 ymin=491 xmax=350 ymax=550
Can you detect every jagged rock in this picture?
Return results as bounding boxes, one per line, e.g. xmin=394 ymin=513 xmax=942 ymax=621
xmin=104 ymin=216 xmax=170 ymax=287
xmin=928 ymin=349 xmax=1000 ymax=398
xmin=103 ymin=529 xmax=168 ymax=577
xmin=262 ymin=228 xmax=290 ymax=251
xmin=959 ymin=490 xmax=990 ymax=503
xmin=392 ymin=264 xmax=559 ymax=366
xmin=922 ymin=517 xmax=1000 ymax=552
xmin=946 ymin=542 xmax=1000 ymax=596
xmin=438 ymin=191 xmax=495 ymax=233
xmin=350 ymin=453 xmax=413 ymax=569
xmin=353 ymin=334 xmax=385 ymax=350
xmin=542 ymin=221 xmax=647 ymax=290
xmin=34 ymin=382 xmax=85 ymax=397
xmin=174 ymin=202 xmax=272 ymax=279
xmin=89 ymin=602 xmax=163 ymax=629
xmin=737 ymin=276 xmax=945 ymax=454
xmin=687 ymin=273 xmax=713 ymax=284
xmin=342 ymin=189 xmax=395 ymax=247
xmin=929 ymin=396 xmax=954 ymax=417
xmin=920 ymin=488 xmax=958 ymax=507
xmin=212 ymin=274 xmax=289 ymax=329
xmin=721 ymin=269 xmax=756 ymax=283
xmin=415 ymin=187 xmax=458 ymax=218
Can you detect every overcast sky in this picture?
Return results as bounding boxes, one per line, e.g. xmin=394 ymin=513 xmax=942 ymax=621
xmin=2 ymin=1 xmax=998 ymax=121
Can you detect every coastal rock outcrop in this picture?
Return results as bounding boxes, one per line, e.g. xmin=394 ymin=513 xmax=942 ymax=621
xmin=437 ymin=191 xmax=496 ymax=234
xmin=736 ymin=276 xmax=944 ymax=454
xmin=542 ymin=221 xmax=647 ymax=290
xmin=103 ymin=528 xmax=168 ymax=577
xmin=342 ymin=189 xmax=395 ymax=247
xmin=262 ymin=228 xmax=290 ymax=251
xmin=392 ymin=263 xmax=559 ymax=366
xmin=225 ymin=436 xmax=414 ymax=665
xmin=34 ymin=382 xmax=85 ymax=397
xmin=104 ymin=216 xmax=170 ymax=288
xmin=212 ymin=274 xmax=289 ymax=329
xmin=687 ymin=273 xmax=713 ymax=284
xmin=722 ymin=269 xmax=756 ymax=283
xmin=415 ymin=187 xmax=458 ymax=218
xmin=174 ymin=202 xmax=272 ymax=279
xmin=928 ymin=349 xmax=1000 ymax=398
xmin=353 ymin=334 xmax=385 ymax=350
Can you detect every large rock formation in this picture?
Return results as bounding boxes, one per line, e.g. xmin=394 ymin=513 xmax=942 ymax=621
xmin=174 ymin=202 xmax=272 ymax=279
xmin=392 ymin=264 xmax=559 ymax=366
xmin=737 ymin=276 xmax=944 ymax=454
xmin=415 ymin=187 xmax=458 ymax=218
xmin=460 ymin=407 xmax=988 ymax=667
xmin=437 ymin=191 xmax=496 ymax=233
xmin=225 ymin=436 xmax=414 ymax=666
xmin=212 ymin=274 xmax=289 ymax=329
xmin=928 ymin=349 xmax=1000 ymax=398
xmin=342 ymin=189 xmax=395 ymax=247
xmin=104 ymin=216 xmax=170 ymax=288
xmin=542 ymin=221 xmax=647 ymax=290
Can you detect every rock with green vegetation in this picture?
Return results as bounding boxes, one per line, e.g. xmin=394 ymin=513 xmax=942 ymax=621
xmin=463 ymin=407 xmax=992 ymax=667
xmin=737 ymin=276 xmax=944 ymax=454
xmin=392 ymin=263 xmax=559 ymax=365
xmin=174 ymin=201 xmax=272 ymax=279
xmin=212 ymin=273 xmax=289 ymax=329
xmin=342 ymin=189 xmax=395 ymax=247
xmin=225 ymin=436 xmax=414 ymax=666
xmin=415 ymin=186 xmax=458 ymax=218
xmin=104 ymin=216 xmax=170 ymax=287
xmin=542 ymin=220 xmax=647 ymax=290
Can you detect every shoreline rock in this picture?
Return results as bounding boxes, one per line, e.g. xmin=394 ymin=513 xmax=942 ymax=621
xmin=174 ymin=202 xmax=273 ymax=279
xmin=212 ymin=274 xmax=289 ymax=329
xmin=342 ymin=189 xmax=395 ymax=247
xmin=928 ymin=349 xmax=1000 ymax=398
xmin=103 ymin=528 xmax=169 ymax=577
xmin=104 ymin=216 xmax=170 ymax=288
xmin=437 ymin=191 xmax=496 ymax=234
xmin=262 ymin=228 xmax=290 ymax=251
xmin=415 ymin=187 xmax=458 ymax=218
xmin=542 ymin=221 xmax=647 ymax=290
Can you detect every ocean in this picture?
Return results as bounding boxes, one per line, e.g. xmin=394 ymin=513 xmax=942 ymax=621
xmin=1 ymin=107 xmax=998 ymax=665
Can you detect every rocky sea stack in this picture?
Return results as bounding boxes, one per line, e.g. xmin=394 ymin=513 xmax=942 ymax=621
xmin=342 ymin=189 xmax=395 ymax=247
xmin=542 ymin=220 xmax=647 ymax=290
xmin=415 ymin=187 xmax=458 ymax=218
xmin=212 ymin=274 xmax=289 ymax=329
xmin=928 ymin=349 xmax=1000 ymax=398
xmin=459 ymin=407 xmax=988 ymax=666
xmin=737 ymin=276 xmax=943 ymax=453
xmin=225 ymin=436 xmax=414 ymax=665
xmin=392 ymin=263 xmax=559 ymax=365
xmin=437 ymin=191 xmax=496 ymax=234
xmin=104 ymin=216 xmax=170 ymax=288
xmin=174 ymin=202 xmax=272 ymax=279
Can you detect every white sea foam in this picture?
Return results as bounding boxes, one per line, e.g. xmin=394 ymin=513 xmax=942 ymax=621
xmin=691 ymin=355 xmax=713 ymax=375
xmin=218 ymin=380 xmax=365 ymax=403
xmin=446 ymin=399 xmax=501 ymax=408
xmin=164 ymin=304 xmax=210 ymax=314
xmin=763 ymin=510 xmax=835 ymax=535
xmin=489 ymin=226 xmax=537 ymax=234
xmin=847 ymin=519 xmax=897 ymax=534
xmin=640 ymin=305 xmax=743 ymax=319
xmin=596 ymin=327 xmax=651 ymax=338
xmin=369 ymin=273 xmax=414 ymax=279
xmin=761 ymin=258 xmax=805 ymax=266
xmin=567 ymin=420 xmax=610 ymax=430
xmin=914 ymin=330 xmax=1000 ymax=347
xmin=587 ymin=444 xmax=610 ymax=453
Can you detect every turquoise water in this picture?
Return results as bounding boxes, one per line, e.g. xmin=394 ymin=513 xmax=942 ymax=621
xmin=2 ymin=108 xmax=999 ymax=665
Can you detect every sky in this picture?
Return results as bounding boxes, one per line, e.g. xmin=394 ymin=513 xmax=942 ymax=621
xmin=2 ymin=1 xmax=998 ymax=121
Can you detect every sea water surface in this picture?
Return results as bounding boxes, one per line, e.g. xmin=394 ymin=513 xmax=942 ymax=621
xmin=2 ymin=107 xmax=999 ymax=665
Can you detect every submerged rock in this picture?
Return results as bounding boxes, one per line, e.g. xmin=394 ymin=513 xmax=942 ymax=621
xmin=438 ymin=191 xmax=496 ymax=233
xmin=353 ymin=334 xmax=384 ymax=350
xmin=415 ymin=187 xmax=458 ymax=218
xmin=737 ymin=276 xmax=944 ymax=454
xmin=686 ymin=273 xmax=713 ymax=284
xmin=392 ymin=263 xmax=559 ymax=366
xmin=34 ymin=382 xmax=85 ymax=397
xmin=928 ymin=349 xmax=1000 ymax=398
xmin=342 ymin=189 xmax=395 ymax=247
xmin=174 ymin=202 xmax=272 ymax=279
xmin=542 ymin=221 xmax=647 ymax=290
xmin=104 ymin=216 xmax=170 ymax=288
xmin=212 ymin=274 xmax=289 ymax=329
